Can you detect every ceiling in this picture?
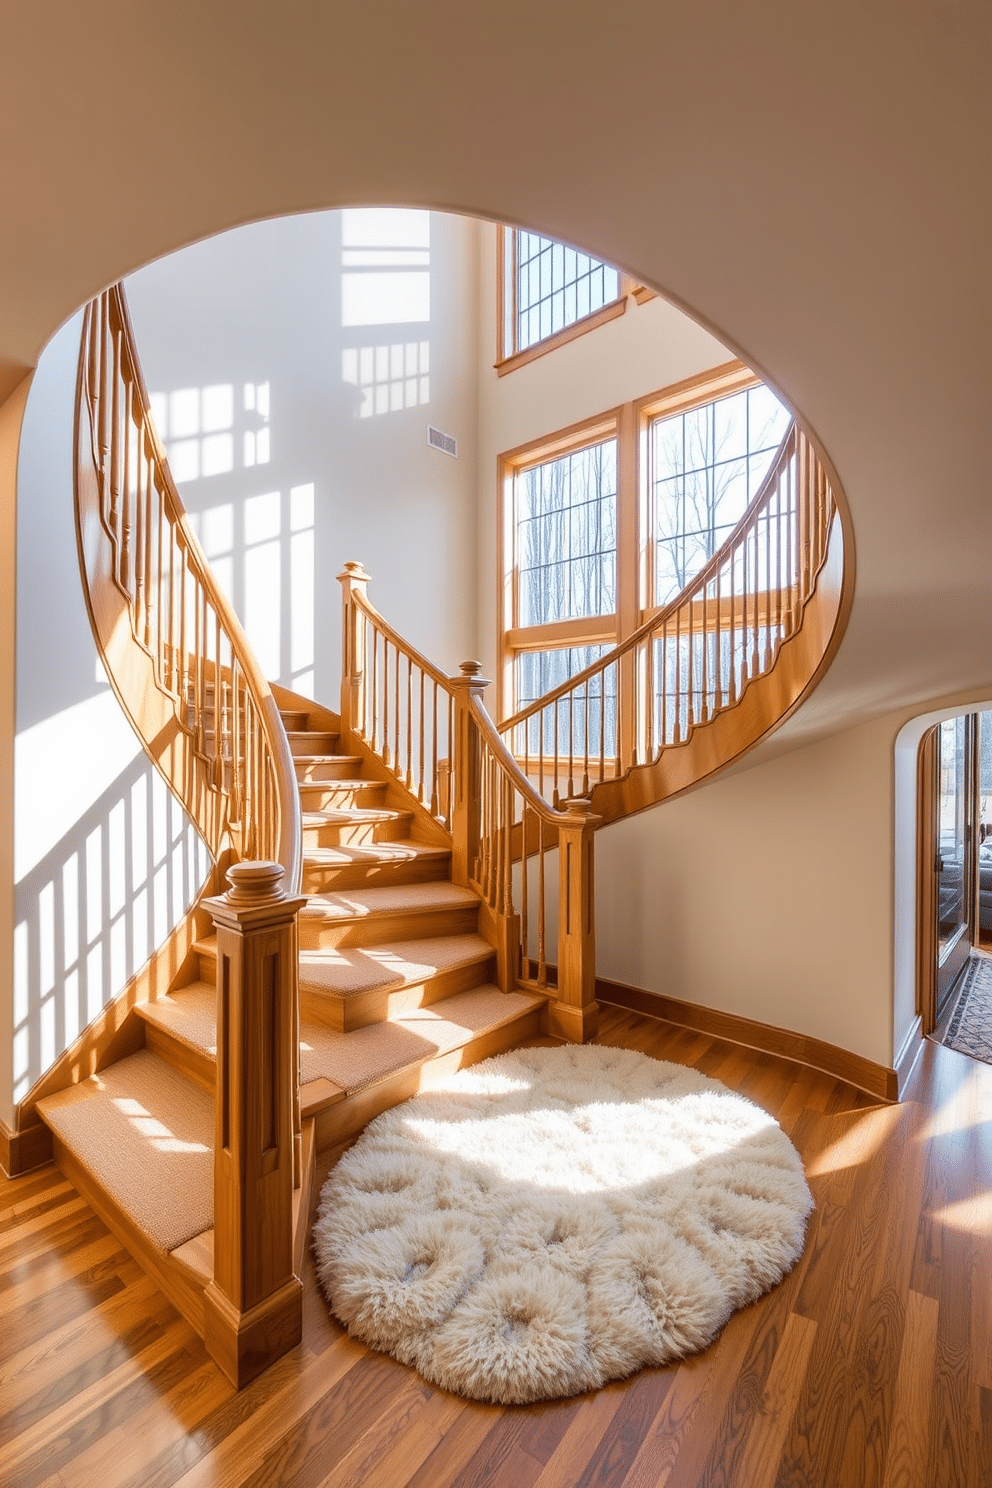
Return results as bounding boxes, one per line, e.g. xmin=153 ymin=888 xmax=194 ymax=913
xmin=2 ymin=1 xmax=989 ymax=738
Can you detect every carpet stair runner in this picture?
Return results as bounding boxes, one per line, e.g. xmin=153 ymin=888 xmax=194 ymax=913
xmin=35 ymin=704 xmax=543 ymax=1324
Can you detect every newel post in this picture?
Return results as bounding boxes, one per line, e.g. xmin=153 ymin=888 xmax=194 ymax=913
xmin=201 ymin=861 xmax=307 ymax=1388
xmin=549 ymin=799 xmax=601 ymax=1043
xmin=449 ymin=662 xmax=488 ymax=890
xmin=337 ymin=560 xmax=371 ymax=737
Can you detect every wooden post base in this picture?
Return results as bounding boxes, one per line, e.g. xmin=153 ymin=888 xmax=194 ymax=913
xmin=202 ymin=1276 xmax=303 ymax=1389
xmin=543 ymin=998 xmax=600 ymax=1044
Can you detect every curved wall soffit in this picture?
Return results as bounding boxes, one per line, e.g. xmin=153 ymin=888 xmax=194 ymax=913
xmin=17 ymin=202 xmax=851 ymax=540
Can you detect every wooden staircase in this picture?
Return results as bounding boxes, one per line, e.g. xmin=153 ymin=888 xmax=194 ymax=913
xmin=32 ymin=697 xmax=543 ymax=1380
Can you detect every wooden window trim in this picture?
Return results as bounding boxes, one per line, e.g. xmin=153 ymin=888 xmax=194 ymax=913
xmin=495 ymin=226 xmax=632 ymax=375
xmin=497 ymin=358 xmax=787 ymax=720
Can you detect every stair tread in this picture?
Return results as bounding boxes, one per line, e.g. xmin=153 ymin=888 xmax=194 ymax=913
xmin=301 ymin=882 xmax=478 ymax=923
xmin=298 ymin=932 xmax=494 ymax=997
xmin=138 ymin=980 xmax=217 ymax=1050
xmin=303 ymin=839 xmax=450 ymax=867
xmin=36 ymin=1049 xmax=214 ymax=1253
xmin=302 ymin=807 xmax=409 ymax=826
xmin=300 ymin=986 xmax=545 ymax=1094
xmin=130 ymin=981 xmax=544 ymax=1098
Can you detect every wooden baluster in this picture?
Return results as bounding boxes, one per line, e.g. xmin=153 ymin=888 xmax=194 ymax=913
xmin=520 ymin=804 xmax=530 ymax=980
xmin=567 ymin=690 xmax=575 ymax=800
xmin=428 ymin=679 xmax=439 ymax=816
xmin=552 ymin=699 xmax=561 ymax=808
xmin=109 ymin=323 xmax=121 ymax=548
xmin=231 ymin=659 xmax=242 ymax=822
xmin=418 ymin=669 xmax=426 ymax=803
xmin=202 ymin=862 xmax=306 ymax=1389
xmin=764 ymin=490 xmax=772 ymax=667
xmin=546 ymin=798 xmax=600 ymax=1044
xmin=446 ymin=693 xmax=454 ymax=829
xmin=142 ymin=432 xmax=154 ymax=650
xmin=537 ymin=828 xmax=547 ymax=987
xmin=97 ymin=301 xmax=110 ymax=491
xmin=134 ymin=431 xmax=147 ymax=638
xmin=405 ymin=656 xmax=413 ymax=789
xmin=121 ymin=389 xmax=134 ymax=593
xmin=392 ymin=643 xmax=400 ymax=776
xmin=750 ymin=518 xmax=760 ymax=679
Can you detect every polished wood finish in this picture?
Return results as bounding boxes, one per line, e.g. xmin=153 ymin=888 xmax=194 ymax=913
xmin=202 ymin=863 xmax=307 ymax=1388
xmin=546 ymin=800 xmax=600 ymax=1042
xmin=3 ymin=1012 xmax=988 ymax=1488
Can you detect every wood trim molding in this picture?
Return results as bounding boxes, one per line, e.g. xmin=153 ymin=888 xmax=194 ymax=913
xmin=596 ymin=975 xmax=899 ymax=1102
xmin=0 ymin=1115 xmax=53 ymax=1177
xmin=495 ymin=299 xmax=627 ymax=376
xmin=893 ymin=1015 xmax=925 ymax=1098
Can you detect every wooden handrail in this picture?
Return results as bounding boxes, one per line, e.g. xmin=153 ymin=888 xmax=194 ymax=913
xmin=339 ymin=569 xmax=600 ymax=1043
xmin=498 ymin=421 xmax=840 ymax=806
xmin=75 ymin=285 xmax=302 ymax=888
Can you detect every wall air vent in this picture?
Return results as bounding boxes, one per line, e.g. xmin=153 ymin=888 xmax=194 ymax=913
xmin=427 ymin=425 xmax=457 ymax=458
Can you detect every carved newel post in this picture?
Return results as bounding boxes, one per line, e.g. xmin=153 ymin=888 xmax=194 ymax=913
xmin=337 ymin=560 xmax=371 ymax=737
xmin=550 ymin=799 xmax=601 ymax=1043
xmin=201 ymin=861 xmax=307 ymax=1388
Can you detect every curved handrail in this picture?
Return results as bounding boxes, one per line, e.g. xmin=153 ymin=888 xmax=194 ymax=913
xmin=499 ymin=420 xmax=840 ymax=805
xmin=74 ymin=284 xmax=302 ymax=889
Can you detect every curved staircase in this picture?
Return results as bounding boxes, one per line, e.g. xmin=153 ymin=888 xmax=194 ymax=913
xmin=12 ymin=281 xmax=850 ymax=1389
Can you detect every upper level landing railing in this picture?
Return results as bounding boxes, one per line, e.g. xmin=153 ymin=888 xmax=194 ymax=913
xmin=499 ymin=423 xmax=844 ymax=815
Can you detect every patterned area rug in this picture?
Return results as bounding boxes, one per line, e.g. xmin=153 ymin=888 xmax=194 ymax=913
xmin=314 ymin=1044 xmax=813 ymax=1404
xmin=943 ymin=955 xmax=992 ymax=1066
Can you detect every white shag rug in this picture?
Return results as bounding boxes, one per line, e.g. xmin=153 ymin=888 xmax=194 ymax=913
xmin=313 ymin=1044 xmax=813 ymax=1404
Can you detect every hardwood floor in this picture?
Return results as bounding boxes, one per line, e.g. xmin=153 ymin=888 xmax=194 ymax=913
xmin=2 ymin=1006 xmax=990 ymax=1487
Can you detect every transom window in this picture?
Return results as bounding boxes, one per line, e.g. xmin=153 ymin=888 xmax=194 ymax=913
xmin=498 ymin=363 xmax=791 ymax=721
xmin=497 ymin=227 xmax=628 ymax=373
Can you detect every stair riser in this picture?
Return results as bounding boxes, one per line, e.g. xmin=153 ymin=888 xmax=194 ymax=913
xmin=143 ymin=1022 xmax=216 ymax=1095
xmin=288 ymin=733 xmax=338 ymax=757
xmin=300 ymin=954 xmax=497 ymax=1032
xmin=310 ymin=1007 xmax=543 ymax=1147
xmin=302 ymin=855 xmax=450 ymax=893
xmin=294 ymin=759 xmax=364 ymax=782
xmin=298 ymin=782 xmax=388 ymax=810
xmin=279 ymin=711 xmax=309 ymax=731
xmin=302 ymin=816 xmax=411 ymax=848
xmin=298 ymin=905 xmax=480 ymax=951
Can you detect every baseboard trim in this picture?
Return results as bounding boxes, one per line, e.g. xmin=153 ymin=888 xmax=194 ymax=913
xmin=0 ymin=1116 xmax=54 ymax=1178
xmin=597 ymin=976 xmax=899 ymax=1102
xmin=893 ymin=1015 xmax=925 ymax=1097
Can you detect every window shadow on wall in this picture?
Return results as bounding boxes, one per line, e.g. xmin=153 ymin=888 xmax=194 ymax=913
xmin=13 ymin=750 xmax=210 ymax=1103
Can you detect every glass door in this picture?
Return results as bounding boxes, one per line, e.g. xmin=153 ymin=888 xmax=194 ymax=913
xmin=936 ymin=714 xmax=975 ymax=1013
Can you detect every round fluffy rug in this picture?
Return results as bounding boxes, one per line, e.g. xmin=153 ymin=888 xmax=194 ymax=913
xmin=313 ymin=1044 xmax=813 ymax=1404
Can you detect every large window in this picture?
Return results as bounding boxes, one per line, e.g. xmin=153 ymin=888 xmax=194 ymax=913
xmin=497 ymin=227 xmax=628 ymax=373
xmin=498 ymin=363 xmax=791 ymax=720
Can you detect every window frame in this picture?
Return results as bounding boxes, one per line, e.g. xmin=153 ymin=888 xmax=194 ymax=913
xmin=495 ymin=227 xmax=633 ymax=376
xmin=498 ymin=359 xmax=782 ymax=722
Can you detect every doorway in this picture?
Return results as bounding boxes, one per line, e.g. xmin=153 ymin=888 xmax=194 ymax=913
xmin=919 ymin=711 xmax=991 ymax=1035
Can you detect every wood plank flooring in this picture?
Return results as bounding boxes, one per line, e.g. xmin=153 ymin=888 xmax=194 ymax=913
xmin=2 ymin=1006 xmax=990 ymax=1487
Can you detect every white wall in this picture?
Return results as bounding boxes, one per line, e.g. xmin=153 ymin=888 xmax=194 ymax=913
xmin=125 ymin=209 xmax=482 ymax=692
xmin=13 ymin=316 xmax=211 ymax=1109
